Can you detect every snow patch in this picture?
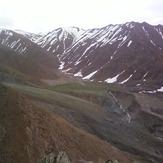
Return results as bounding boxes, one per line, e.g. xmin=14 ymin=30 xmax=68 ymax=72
xmin=139 ymin=87 xmax=163 ymax=94
xmin=15 ymin=30 xmax=31 ymax=37
xmin=74 ymin=60 xmax=81 ymax=66
xmin=59 ymin=61 xmax=65 ymax=70
xmin=127 ymin=40 xmax=132 ymax=47
xmin=105 ymin=70 xmax=125 ymax=83
xmin=154 ymin=27 xmax=163 ymax=38
xmin=20 ymin=47 xmax=27 ymax=53
xmin=74 ymin=71 xmax=82 ymax=77
xmin=15 ymin=43 xmax=22 ymax=52
xmin=110 ymin=50 xmax=117 ymax=60
xmin=120 ymin=74 xmax=132 ymax=84
xmin=142 ymin=26 xmax=149 ymax=37
xmin=77 ymin=42 xmax=97 ymax=62
xmin=10 ymin=39 xmax=20 ymax=49
xmin=47 ymin=46 xmax=51 ymax=51
xmin=139 ymin=90 xmax=157 ymax=94
xmin=118 ymin=35 xmax=128 ymax=48
xmin=143 ymin=72 xmax=148 ymax=78
xmin=157 ymin=87 xmax=163 ymax=92
xmin=129 ymin=24 xmax=134 ymax=29
xmin=62 ymin=68 xmax=71 ymax=73
xmin=150 ymin=39 xmax=156 ymax=46
xmin=105 ymin=74 xmax=119 ymax=83
xmin=88 ymin=62 xmax=92 ymax=66
xmin=83 ymin=70 xmax=98 ymax=80
xmin=7 ymin=31 xmax=13 ymax=36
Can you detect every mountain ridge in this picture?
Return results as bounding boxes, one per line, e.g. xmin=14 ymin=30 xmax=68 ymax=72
xmin=0 ymin=21 xmax=163 ymax=89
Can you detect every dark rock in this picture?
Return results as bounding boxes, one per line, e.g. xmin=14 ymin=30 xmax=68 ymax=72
xmin=39 ymin=151 xmax=70 ymax=163
xmin=105 ymin=160 xmax=121 ymax=163
xmin=39 ymin=153 xmax=56 ymax=163
xmin=56 ymin=151 xmax=71 ymax=163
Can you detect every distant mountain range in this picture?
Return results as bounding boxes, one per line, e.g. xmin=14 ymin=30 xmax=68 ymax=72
xmin=0 ymin=22 xmax=163 ymax=89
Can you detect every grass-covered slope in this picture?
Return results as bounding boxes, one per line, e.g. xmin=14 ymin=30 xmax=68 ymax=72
xmin=0 ymin=83 xmax=137 ymax=163
xmin=3 ymin=81 xmax=163 ymax=163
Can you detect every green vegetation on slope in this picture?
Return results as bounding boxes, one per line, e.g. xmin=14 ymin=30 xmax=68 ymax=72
xmin=50 ymin=82 xmax=120 ymax=95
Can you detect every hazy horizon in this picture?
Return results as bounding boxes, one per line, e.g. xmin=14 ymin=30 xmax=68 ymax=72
xmin=0 ymin=0 xmax=163 ymax=33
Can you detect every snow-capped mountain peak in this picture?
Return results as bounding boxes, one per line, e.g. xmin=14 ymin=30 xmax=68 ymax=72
xmin=0 ymin=22 xmax=163 ymax=87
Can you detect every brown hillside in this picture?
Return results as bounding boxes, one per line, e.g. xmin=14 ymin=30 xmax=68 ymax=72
xmin=0 ymin=43 xmax=59 ymax=80
xmin=0 ymin=84 xmax=137 ymax=163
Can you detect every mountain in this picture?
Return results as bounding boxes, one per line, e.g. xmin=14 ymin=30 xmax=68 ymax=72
xmin=0 ymin=29 xmax=59 ymax=80
xmin=28 ymin=22 xmax=163 ymax=90
xmin=0 ymin=22 xmax=163 ymax=162
xmin=1 ymin=22 xmax=163 ymax=89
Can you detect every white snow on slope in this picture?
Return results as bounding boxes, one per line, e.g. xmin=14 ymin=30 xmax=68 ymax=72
xmin=142 ymin=26 xmax=149 ymax=37
xmin=74 ymin=60 xmax=81 ymax=66
xmin=143 ymin=72 xmax=148 ymax=78
xmin=154 ymin=27 xmax=163 ymax=39
xmin=65 ymin=24 xmax=127 ymax=53
xmin=118 ymin=35 xmax=128 ymax=48
xmin=63 ymin=27 xmax=85 ymax=40
xmin=150 ymin=39 xmax=156 ymax=46
xmin=127 ymin=40 xmax=132 ymax=47
xmin=76 ymin=42 xmax=97 ymax=62
xmin=105 ymin=74 xmax=119 ymax=83
xmin=59 ymin=61 xmax=65 ymax=70
xmin=74 ymin=71 xmax=82 ymax=77
xmin=11 ymin=39 xmax=21 ymax=48
xmin=139 ymin=90 xmax=157 ymax=94
xmin=139 ymin=87 xmax=163 ymax=94
xmin=157 ymin=87 xmax=163 ymax=92
xmin=47 ymin=46 xmax=52 ymax=51
xmin=20 ymin=47 xmax=27 ymax=53
xmin=120 ymin=74 xmax=133 ymax=84
xmin=15 ymin=43 xmax=22 ymax=51
xmin=105 ymin=70 xmax=125 ymax=83
xmin=32 ymin=27 xmax=85 ymax=50
xmin=83 ymin=70 xmax=98 ymax=80
xmin=15 ymin=30 xmax=35 ymax=38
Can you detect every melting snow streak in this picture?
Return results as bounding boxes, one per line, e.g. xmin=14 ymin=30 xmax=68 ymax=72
xmin=83 ymin=70 xmax=98 ymax=80
xmin=105 ymin=71 xmax=125 ymax=83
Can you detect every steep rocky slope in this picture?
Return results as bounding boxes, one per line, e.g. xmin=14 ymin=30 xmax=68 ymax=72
xmin=1 ymin=22 xmax=163 ymax=88
xmin=29 ymin=22 xmax=163 ymax=88
xmin=0 ymin=29 xmax=59 ymax=80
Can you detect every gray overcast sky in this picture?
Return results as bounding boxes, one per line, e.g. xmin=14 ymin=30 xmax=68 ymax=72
xmin=0 ymin=0 xmax=163 ymax=33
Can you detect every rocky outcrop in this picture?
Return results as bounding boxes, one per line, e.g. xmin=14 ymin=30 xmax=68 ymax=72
xmin=105 ymin=160 xmax=121 ymax=163
xmin=39 ymin=153 xmax=141 ymax=163
xmin=39 ymin=151 xmax=70 ymax=163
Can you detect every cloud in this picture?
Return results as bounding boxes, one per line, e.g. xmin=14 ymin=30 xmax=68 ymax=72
xmin=0 ymin=0 xmax=163 ymax=32
xmin=0 ymin=1 xmax=15 ymax=28
xmin=0 ymin=16 xmax=15 ymax=28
